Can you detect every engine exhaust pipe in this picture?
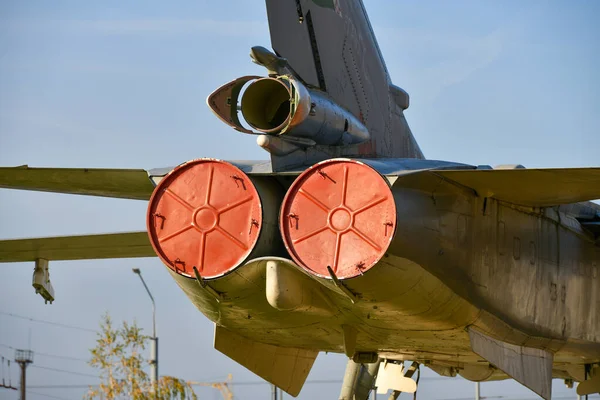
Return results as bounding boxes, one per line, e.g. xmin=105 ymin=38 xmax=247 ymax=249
xmin=207 ymin=75 xmax=370 ymax=148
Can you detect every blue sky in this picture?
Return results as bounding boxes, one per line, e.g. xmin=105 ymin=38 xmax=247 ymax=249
xmin=0 ymin=1 xmax=599 ymax=399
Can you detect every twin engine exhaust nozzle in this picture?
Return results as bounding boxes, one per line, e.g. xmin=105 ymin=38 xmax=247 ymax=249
xmin=207 ymin=47 xmax=369 ymax=155
xmin=151 ymin=48 xmax=384 ymax=280
xmin=147 ymin=159 xmax=397 ymax=282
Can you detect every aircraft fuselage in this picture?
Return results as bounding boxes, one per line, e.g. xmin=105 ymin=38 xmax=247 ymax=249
xmin=165 ymin=166 xmax=600 ymax=381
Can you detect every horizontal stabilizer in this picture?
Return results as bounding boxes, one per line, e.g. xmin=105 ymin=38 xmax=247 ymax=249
xmin=214 ymin=325 xmax=318 ymax=396
xmin=0 ymin=166 xmax=155 ymax=200
xmin=468 ymin=327 xmax=553 ymax=399
xmin=435 ymin=167 xmax=600 ymax=207
xmin=0 ymin=232 xmax=155 ymax=263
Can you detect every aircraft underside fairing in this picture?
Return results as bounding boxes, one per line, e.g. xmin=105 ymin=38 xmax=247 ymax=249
xmin=150 ymin=158 xmax=600 ymax=398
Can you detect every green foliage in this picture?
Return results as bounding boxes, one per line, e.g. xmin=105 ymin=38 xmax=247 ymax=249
xmin=86 ymin=313 xmax=197 ymax=400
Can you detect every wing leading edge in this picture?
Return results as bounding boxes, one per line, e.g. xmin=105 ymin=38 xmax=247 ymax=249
xmin=0 ymin=166 xmax=155 ymax=200
xmin=0 ymin=232 xmax=154 ymax=263
xmin=434 ymin=167 xmax=600 ymax=207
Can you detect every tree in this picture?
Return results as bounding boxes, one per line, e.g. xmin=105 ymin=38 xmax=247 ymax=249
xmin=86 ymin=313 xmax=197 ymax=400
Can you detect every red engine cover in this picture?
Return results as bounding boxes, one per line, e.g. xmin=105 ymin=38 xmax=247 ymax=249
xmin=280 ymin=159 xmax=397 ymax=279
xmin=147 ymin=159 xmax=262 ymax=279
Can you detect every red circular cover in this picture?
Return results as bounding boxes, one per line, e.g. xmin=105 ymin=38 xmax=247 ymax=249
xmin=147 ymin=159 xmax=262 ymax=279
xmin=280 ymin=159 xmax=396 ymax=279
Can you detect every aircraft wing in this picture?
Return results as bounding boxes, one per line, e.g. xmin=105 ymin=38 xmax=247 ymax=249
xmin=0 ymin=167 xmax=156 ymax=262
xmin=0 ymin=166 xmax=155 ymax=200
xmin=0 ymin=232 xmax=155 ymax=263
xmin=434 ymin=167 xmax=600 ymax=207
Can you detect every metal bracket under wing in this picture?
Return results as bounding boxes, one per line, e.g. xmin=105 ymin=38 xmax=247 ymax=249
xmin=32 ymin=258 xmax=54 ymax=304
xmin=375 ymin=360 xmax=417 ymax=395
xmin=0 ymin=231 xmax=155 ymax=304
xmin=468 ymin=327 xmax=553 ymax=400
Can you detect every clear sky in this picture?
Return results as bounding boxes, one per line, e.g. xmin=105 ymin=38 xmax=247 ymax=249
xmin=0 ymin=1 xmax=599 ymax=399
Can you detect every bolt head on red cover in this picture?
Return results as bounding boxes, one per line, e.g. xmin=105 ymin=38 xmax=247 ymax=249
xmin=280 ymin=159 xmax=396 ymax=279
xmin=147 ymin=159 xmax=262 ymax=279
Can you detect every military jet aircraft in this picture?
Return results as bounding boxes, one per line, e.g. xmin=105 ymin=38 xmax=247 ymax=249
xmin=1 ymin=1 xmax=599 ymax=398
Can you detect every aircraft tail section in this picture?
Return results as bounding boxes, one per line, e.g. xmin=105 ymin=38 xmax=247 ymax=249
xmin=207 ymin=1 xmax=423 ymax=171
xmin=264 ymin=0 xmax=423 ymax=162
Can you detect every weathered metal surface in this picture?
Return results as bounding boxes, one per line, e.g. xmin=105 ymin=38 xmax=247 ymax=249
xmin=147 ymin=159 xmax=263 ymax=278
xmin=577 ymin=367 xmax=600 ymax=395
xmin=32 ymin=258 xmax=54 ymax=304
xmin=468 ymin=327 xmax=553 ymax=399
xmin=147 ymin=159 xmax=284 ymax=279
xmin=0 ymin=166 xmax=154 ymax=200
xmin=0 ymin=231 xmax=154 ymax=262
xmin=149 ymin=160 xmax=277 ymax=180
xmin=265 ymin=259 xmax=333 ymax=315
xmin=212 ymin=0 xmax=424 ymax=171
xmin=163 ymin=159 xmax=599 ymax=393
xmin=214 ymin=325 xmax=318 ymax=397
xmin=280 ymin=159 xmax=396 ymax=278
xmin=356 ymin=158 xmax=474 ymax=175
xmin=386 ymin=171 xmax=600 ymax=348
xmin=435 ymin=167 xmax=600 ymax=207
xmin=256 ymin=135 xmax=302 ymax=157
xmin=338 ymin=359 xmax=381 ymax=400
xmin=1 ymin=0 xmax=600 ymax=397
xmin=237 ymin=75 xmax=370 ymax=145
xmin=169 ymin=253 xmax=487 ymax=382
xmin=2 ymin=156 xmax=599 ymax=393
xmin=338 ymin=360 xmax=361 ymax=400
xmin=205 ymin=75 xmax=260 ymax=134
xmin=375 ymin=362 xmax=417 ymax=394
xmin=264 ymin=0 xmax=423 ymax=158
xmin=147 ymin=158 xmax=474 ymax=180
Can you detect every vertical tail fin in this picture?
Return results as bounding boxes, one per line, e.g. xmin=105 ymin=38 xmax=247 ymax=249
xmin=264 ymin=0 xmax=424 ymax=166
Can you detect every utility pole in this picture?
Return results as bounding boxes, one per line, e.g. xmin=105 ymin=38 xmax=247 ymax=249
xmin=1 ymin=356 xmax=17 ymax=392
xmin=271 ymin=383 xmax=278 ymax=400
xmin=132 ymin=268 xmax=158 ymax=388
xmin=15 ymin=349 xmax=33 ymax=400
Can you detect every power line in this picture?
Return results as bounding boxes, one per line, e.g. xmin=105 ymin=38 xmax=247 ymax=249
xmin=1 ymin=343 xmax=89 ymax=363
xmin=29 ymin=385 xmax=97 ymax=389
xmin=35 ymin=351 xmax=88 ymax=363
xmin=31 ymin=365 xmax=99 ymax=379
xmin=27 ymin=390 xmax=76 ymax=400
xmin=230 ymin=379 xmax=340 ymax=386
xmin=30 ymin=377 xmax=450 ymax=390
xmin=0 ymin=312 xmax=96 ymax=333
xmin=190 ymin=376 xmax=451 ymax=387
xmin=26 ymin=383 xmax=599 ymax=400
xmin=30 ymin=377 xmax=457 ymax=389
xmin=33 ymin=382 xmax=341 ymax=390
